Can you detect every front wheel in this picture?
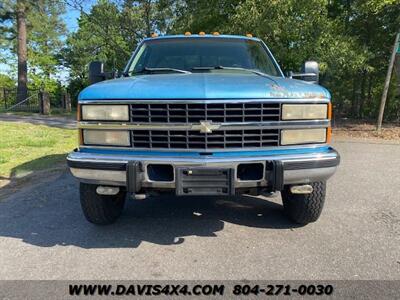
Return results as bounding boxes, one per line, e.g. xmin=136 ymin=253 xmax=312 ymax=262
xmin=80 ymin=183 xmax=126 ymax=225
xmin=281 ymin=181 xmax=326 ymax=225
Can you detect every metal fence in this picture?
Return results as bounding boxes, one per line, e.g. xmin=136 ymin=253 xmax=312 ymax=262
xmin=0 ymin=88 xmax=70 ymax=113
xmin=1 ymin=88 xmax=41 ymax=112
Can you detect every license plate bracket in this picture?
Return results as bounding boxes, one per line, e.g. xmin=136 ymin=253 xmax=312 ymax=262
xmin=176 ymin=167 xmax=235 ymax=196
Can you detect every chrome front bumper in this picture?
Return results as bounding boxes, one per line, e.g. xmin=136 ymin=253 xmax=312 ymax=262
xmin=67 ymin=147 xmax=340 ymax=193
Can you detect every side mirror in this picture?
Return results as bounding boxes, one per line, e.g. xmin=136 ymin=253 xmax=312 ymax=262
xmin=289 ymin=61 xmax=319 ymax=84
xmin=88 ymin=61 xmax=105 ymax=84
xmin=301 ymin=61 xmax=319 ymax=83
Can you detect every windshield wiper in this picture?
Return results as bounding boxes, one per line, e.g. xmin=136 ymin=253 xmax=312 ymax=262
xmin=191 ymin=66 xmax=219 ymax=71
xmin=132 ymin=67 xmax=192 ymax=75
xmin=191 ymin=66 xmax=278 ymax=84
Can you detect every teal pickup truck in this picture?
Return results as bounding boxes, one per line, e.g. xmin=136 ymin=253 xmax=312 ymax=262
xmin=67 ymin=33 xmax=340 ymax=225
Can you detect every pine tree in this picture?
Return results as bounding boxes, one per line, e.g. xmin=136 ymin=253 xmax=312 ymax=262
xmin=0 ymin=0 xmax=66 ymax=100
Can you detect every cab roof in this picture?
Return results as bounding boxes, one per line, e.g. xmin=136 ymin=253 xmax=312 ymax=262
xmin=143 ymin=34 xmax=261 ymax=42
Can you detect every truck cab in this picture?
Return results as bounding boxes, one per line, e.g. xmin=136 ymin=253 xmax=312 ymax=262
xmin=67 ymin=34 xmax=340 ymax=225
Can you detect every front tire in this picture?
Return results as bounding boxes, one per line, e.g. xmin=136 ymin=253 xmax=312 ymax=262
xmin=281 ymin=181 xmax=326 ymax=225
xmin=80 ymin=183 xmax=126 ymax=225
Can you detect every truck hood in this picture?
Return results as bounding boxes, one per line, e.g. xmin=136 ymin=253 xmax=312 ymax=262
xmin=79 ymin=73 xmax=331 ymax=100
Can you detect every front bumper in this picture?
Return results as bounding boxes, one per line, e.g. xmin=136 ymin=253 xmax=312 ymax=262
xmin=67 ymin=147 xmax=340 ymax=194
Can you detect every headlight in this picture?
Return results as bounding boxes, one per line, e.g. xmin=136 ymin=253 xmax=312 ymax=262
xmin=83 ymin=130 xmax=130 ymax=146
xmin=281 ymin=128 xmax=326 ymax=145
xmin=81 ymin=105 xmax=129 ymax=121
xmin=282 ymin=104 xmax=328 ymax=120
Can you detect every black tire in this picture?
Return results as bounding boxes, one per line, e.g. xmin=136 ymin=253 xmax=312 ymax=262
xmin=79 ymin=183 xmax=126 ymax=225
xmin=281 ymin=181 xmax=326 ymax=225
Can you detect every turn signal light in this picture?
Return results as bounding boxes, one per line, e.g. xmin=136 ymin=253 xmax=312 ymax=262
xmin=326 ymin=127 xmax=332 ymax=144
xmin=327 ymin=103 xmax=332 ymax=143
xmin=77 ymin=104 xmax=83 ymax=145
xmin=328 ymin=102 xmax=332 ymax=120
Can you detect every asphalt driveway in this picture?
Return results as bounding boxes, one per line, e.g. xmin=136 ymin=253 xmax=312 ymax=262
xmin=0 ymin=113 xmax=76 ymax=129
xmin=0 ymin=141 xmax=399 ymax=280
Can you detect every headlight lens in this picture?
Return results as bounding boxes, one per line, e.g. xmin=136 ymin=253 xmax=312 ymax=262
xmin=81 ymin=105 xmax=129 ymax=121
xmin=281 ymin=128 xmax=327 ymax=145
xmin=83 ymin=130 xmax=130 ymax=146
xmin=282 ymin=104 xmax=328 ymax=120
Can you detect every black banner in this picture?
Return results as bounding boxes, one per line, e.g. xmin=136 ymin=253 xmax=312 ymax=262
xmin=0 ymin=280 xmax=399 ymax=299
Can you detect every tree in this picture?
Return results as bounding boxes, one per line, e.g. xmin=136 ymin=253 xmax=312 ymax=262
xmin=62 ymin=0 xmax=400 ymax=121
xmin=28 ymin=1 xmax=66 ymax=77
xmin=1 ymin=0 xmax=28 ymax=102
xmin=63 ymin=0 xmax=133 ymax=80
xmin=0 ymin=74 xmax=15 ymax=88
xmin=328 ymin=0 xmax=400 ymax=119
xmin=63 ymin=0 xmax=174 ymax=94
xmin=217 ymin=0 xmax=399 ymax=120
xmin=16 ymin=0 xmax=27 ymax=102
xmin=171 ymin=0 xmax=242 ymax=34
xmin=0 ymin=0 xmax=66 ymax=100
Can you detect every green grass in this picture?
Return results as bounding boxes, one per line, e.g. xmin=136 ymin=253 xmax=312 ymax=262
xmin=0 ymin=121 xmax=77 ymax=179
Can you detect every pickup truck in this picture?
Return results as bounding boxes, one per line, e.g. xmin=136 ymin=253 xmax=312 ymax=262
xmin=67 ymin=33 xmax=340 ymax=225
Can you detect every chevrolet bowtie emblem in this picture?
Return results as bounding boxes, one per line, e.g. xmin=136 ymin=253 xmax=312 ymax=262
xmin=191 ymin=120 xmax=221 ymax=133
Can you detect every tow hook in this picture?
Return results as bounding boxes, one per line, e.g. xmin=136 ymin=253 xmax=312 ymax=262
xmin=96 ymin=186 xmax=120 ymax=195
xmin=290 ymin=184 xmax=313 ymax=194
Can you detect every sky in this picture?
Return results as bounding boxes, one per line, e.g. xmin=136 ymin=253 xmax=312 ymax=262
xmin=64 ymin=9 xmax=82 ymax=33
xmin=63 ymin=0 xmax=96 ymax=33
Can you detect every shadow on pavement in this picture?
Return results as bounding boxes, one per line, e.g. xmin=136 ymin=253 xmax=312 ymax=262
xmin=0 ymin=172 xmax=301 ymax=249
xmin=0 ymin=154 xmax=68 ymax=199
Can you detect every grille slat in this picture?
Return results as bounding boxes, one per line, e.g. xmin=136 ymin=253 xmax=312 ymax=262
xmin=129 ymin=102 xmax=281 ymax=150
xmin=131 ymin=103 xmax=280 ymax=123
xmin=132 ymin=129 xmax=279 ymax=150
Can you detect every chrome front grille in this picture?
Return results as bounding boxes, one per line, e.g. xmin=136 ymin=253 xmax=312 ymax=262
xmin=131 ymin=129 xmax=279 ymax=150
xmin=131 ymin=103 xmax=280 ymax=123
xmin=79 ymin=99 xmax=330 ymax=151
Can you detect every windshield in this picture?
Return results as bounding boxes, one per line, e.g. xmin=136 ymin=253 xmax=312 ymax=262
xmin=127 ymin=38 xmax=281 ymax=76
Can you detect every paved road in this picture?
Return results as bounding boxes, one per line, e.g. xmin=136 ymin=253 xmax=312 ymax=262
xmin=0 ymin=141 xmax=399 ymax=280
xmin=0 ymin=113 xmax=76 ymax=129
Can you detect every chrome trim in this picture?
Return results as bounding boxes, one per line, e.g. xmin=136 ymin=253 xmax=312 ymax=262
xmin=77 ymin=99 xmax=331 ymax=152
xmin=284 ymin=167 xmax=337 ymax=184
xmin=70 ymin=168 xmax=126 ymax=185
xmin=71 ymin=167 xmax=337 ymax=188
xmin=78 ymin=120 xmax=330 ymax=130
xmin=79 ymin=98 xmax=330 ymax=104
xmin=78 ymin=143 xmax=330 ymax=153
xmin=67 ymin=149 xmax=338 ymax=165
xmin=67 ymin=149 xmax=339 ymax=188
xmin=191 ymin=120 xmax=221 ymax=133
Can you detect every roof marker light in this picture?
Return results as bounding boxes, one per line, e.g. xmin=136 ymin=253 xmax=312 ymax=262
xmin=213 ymin=32 xmax=220 ymax=36
xmin=184 ymin=32 xmax=191 ymax=36
xmin=199 ymin=31 xmax=206 ymax=36
xmin=151 ymin=33 xmax=158 ymax=38
xmin=246 ymin=33 xmax=253 ymax=37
